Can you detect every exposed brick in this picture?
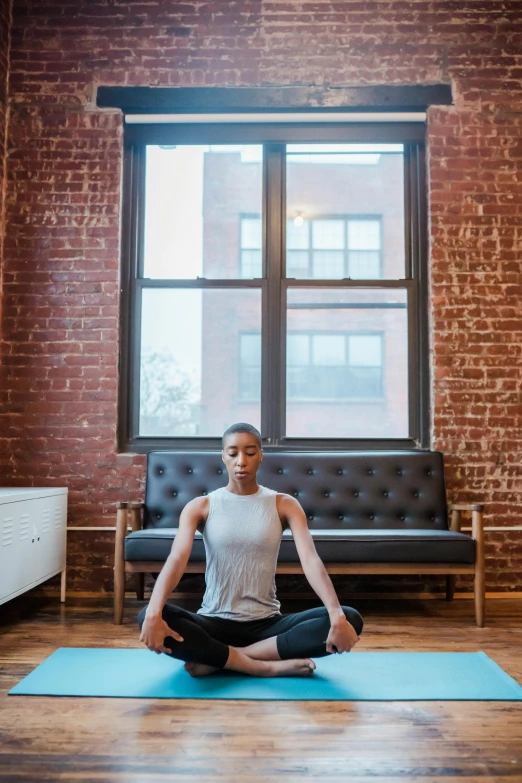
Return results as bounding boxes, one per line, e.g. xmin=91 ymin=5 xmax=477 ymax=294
xmin=0 ymin=0 xmax=521 ymax=594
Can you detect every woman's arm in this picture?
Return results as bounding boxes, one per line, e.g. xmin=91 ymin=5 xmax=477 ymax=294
xmin=276 ymin=495 xmax=359 ymax=653
xmin=146 ymin=496 xmax=208 ymax=617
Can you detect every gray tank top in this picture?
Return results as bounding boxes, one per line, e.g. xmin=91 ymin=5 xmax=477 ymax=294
xmin=197 ymin=485 xmax=283 ymax=621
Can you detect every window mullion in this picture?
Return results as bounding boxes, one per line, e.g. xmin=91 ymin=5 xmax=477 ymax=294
xmin=264 ymin=144 xmax=285 ymax=444
xmin=129 ymin=145 xmax=146 ymax=441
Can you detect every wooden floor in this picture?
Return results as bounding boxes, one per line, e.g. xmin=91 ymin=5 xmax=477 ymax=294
xmin=0 ymin=594 xmax=521 ymax=782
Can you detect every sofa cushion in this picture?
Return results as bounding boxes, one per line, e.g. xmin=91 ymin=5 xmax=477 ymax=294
xmin=124 ymin=528 xmax=475 ymax=565
xmin=144 ymin=451 xmax=449 ymax=532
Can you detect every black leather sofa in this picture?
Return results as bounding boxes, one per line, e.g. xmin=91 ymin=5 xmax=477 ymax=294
xmin=114 ymin=450 xmax=485 ymax=625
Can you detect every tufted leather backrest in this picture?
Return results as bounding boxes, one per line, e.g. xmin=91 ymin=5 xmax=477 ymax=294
xmin=144 ymin=451 xmax=448 ymax=532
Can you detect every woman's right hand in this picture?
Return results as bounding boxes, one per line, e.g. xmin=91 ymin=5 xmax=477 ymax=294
xmin=139 ymin=612 xmax=184 ymax=655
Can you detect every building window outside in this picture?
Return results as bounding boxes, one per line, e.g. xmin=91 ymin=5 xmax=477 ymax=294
xmin=241 ymin=215 xmax=382 ymax=280
xmin=240 ymin=332 xmax=383 ymax=401
xmin=240 ymin=215 xmax=263 ymax=279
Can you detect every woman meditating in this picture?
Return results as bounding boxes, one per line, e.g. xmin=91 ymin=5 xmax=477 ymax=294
xmin=138 ymin=423 xmax=363 ymax=678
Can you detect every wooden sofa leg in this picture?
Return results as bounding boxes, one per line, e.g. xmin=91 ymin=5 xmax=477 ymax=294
xmin=446 ymin=575 xmax=455 ymax=601
xmin=114 ymin=503 xmax=128 ymax=625
xmin=472 ymin=508 xmax=485 ymax=627
xmin=136 ymin=573 xmax=145 ymax=601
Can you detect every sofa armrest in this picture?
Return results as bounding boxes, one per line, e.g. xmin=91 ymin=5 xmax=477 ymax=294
xmin=116 ymin=502 xmax=144 ymax=533
xmin=448 ymin=503 xmax=485 ymax=541
xmin=128 ymin=501 xmax=144 ymax=533
xmin=448 ymin=503 xmax=484 ymax=512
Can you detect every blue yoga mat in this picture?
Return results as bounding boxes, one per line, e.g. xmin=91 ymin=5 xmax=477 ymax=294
xmin=8 ymin=649 xmax=522 ymax=700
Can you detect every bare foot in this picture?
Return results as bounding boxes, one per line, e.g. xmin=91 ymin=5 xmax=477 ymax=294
xmin=264 ymin=658 xmax=316 ymax=678
xmin=183 ymin=661 xmax=220 ymax=678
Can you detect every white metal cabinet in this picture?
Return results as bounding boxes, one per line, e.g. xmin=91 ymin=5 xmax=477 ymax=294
xmin=0 ymin=488 xmax=67 ymax=606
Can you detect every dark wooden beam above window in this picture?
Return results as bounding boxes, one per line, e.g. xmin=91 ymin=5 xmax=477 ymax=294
xmin=96 ymin=85 xmax=452 ymax=114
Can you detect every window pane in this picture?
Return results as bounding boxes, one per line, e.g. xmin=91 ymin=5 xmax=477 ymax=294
xmin=287 ymin=334 xmax=310 ymax=366
xmin=287 ymin=219 xmax=309 ymax=249
xmin=140 ymin=288 xmax=261 ymax=436
xmin=348 ymin=250 xmax=381 ymax=279
xmin=239 ymin=333 xmax=261 ymax=400
xmin=286 ymin=288 xmax=408 ymax=437
xmin=312 ymin=250 xmax=345 ymax=279
xmin=312 ymin=334 xmax=345 ymax=366
xmin=240 ymin=333 xmax=261 ymax=366
xmin=286 ymin=144 xmax=404 ymax=279
xmin=241 ymin=217 xmax=262 ymax=249
xmin=143 ymin=145 xmax=263 ymax=279
xmin=287 ymin=250 xmax=309 ymax=278
xmin=240 ymin=249 xmax=262 ymax=278
xmin=312 ymin=219 xmax=345 ymax=249
xmin=349 ymin=335 xmax=382 ymax=366
xmin=348 ymin=219 xmax=380 ymax=249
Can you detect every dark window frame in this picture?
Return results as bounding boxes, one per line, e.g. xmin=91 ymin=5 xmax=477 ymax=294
xmin=119 ymin=122 xmax=429 ymax=452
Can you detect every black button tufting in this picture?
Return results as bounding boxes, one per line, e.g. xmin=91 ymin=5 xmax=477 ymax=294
xmin=293 ymin=491 xmax=298 ymax=497
xmin=397 ymin=469 xmax=403 ymax=476
xmin=308 ymin=469 xmax=313 ymax=475
xmin=430 ymin=515 xmax=435 ymax=521
xmin=218 ymin=469 xmax=223 ymax=474
xmin=188 ymin=468 xmax=193 ymax=474
xmin=308 ymin=514 xmax=314 ymax=520
xmin=383 ymin=491 xmax=389 ymax=498
xmin=156 ymin=513 xmax=162 ymax=520
xmin=368 ymin=469 xmax=373 ymax=475
xmin=172 ymin=490 xmax=177 ymax=497
xmin=414 ymin=491 xmax=420 ymax=498
xmin=338 ymin=515 xmax=344 ymax=520
xmin=369 ymin=514 xmax=375 ymax=521
xmin=158 ymin=468 xmax=164 ymax=475
xmin=324 ymin=491 xmax=330 ymax=498
xmin=337 ymin=469 xmax=343 ymax=475
xmin=202 ymin=491 xmax=207 ymax=496
xmin=278 ymin=468 xmax=283 ymax=474
xmin=400 ymin=515 xmax=406 ymax=521
xmin=427 ymin=470 xmax=433 ymax=476
xmin=353 ymin=491 xmax=359 ymax=497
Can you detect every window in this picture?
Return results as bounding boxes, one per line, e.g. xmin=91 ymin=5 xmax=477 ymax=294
xmin=241 ymin=332 xmax=383 ymax=402
xmin=286 ymin=216 xmax=382 ymax=279
xmin=121 ymin=125 xmax=428 ymax=450
xmin=240 ymin=215 xmax=263 ymax=278
xmin=287 ymin=332 xmax=384 ymax=401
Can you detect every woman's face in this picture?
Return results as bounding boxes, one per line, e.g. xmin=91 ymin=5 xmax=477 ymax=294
xmin=222 ymin=432 xmax=262 ymax=482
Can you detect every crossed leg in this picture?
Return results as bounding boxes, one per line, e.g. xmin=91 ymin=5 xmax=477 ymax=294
xmin=241 ymin=605 xmax=363 ymax=660
xmin=187 ymin=605 xmax=363 ymax=677
xmin=137 ymin=604 xmax=317 ymax=678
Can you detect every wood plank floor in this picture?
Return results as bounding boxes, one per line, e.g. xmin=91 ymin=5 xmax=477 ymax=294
xmin=0 ymin=593 xmax=521 ymax=782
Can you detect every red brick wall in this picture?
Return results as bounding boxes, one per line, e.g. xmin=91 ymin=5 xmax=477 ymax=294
xmin=0 ymin=0 xmax=11 ymax=325
xmin=0 ymin=1 xmax=521 ymax=593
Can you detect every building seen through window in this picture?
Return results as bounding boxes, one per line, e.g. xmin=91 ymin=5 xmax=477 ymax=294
xmin=241 ymin=215 xmax=382 ymax=280
xmin=130 ymin=139 xmax=421 ymax=444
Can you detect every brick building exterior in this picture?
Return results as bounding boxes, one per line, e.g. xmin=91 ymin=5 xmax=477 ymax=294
xmin=0 ymin=1 xmax=520 ymax=594
xmin=199 ymin=147 xmax=409 ymax=439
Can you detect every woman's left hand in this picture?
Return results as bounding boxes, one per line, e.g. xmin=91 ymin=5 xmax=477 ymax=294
xmin=326 ymin=617 xmax=359 ymax=654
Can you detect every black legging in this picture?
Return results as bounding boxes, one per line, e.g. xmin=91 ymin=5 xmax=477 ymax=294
xmin=137 ymin=603 xmax=364 ymax=669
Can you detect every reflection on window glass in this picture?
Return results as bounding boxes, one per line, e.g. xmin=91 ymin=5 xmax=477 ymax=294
xmin=286 ymin=143 xmax=404 ymax=279
xmin=139 ymin=288 xmax=261 ymax=436
xmin=144 ymin=145 xmax=263 ymax=279
xmin=286 ymin=288 xmax=408 ymax=438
